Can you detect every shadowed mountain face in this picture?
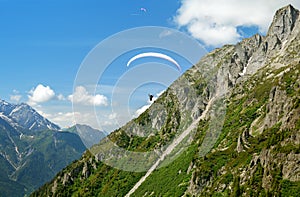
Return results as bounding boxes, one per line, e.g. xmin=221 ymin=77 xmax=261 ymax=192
xmin=0 ymin=100 xmax=87 ymax=197
xmin=32 ymin=5 xmax=300 ymax=197
xmin=66 ymin=124 xmax=106 ymax=148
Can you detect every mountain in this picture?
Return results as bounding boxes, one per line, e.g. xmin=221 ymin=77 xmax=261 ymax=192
xmin=0 ymin=100 xmax=60 ymax=132
xmin=31 ymin=5 xmax=300 ymax=197
xmin=0 ymin=100 xmax=87 ymax=196
xmin=66 ymin=124 xmax=106 ymax=148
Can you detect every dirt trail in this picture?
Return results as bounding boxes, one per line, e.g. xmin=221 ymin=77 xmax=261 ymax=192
xmin=125 ymin=98 xmax=215 ymax=197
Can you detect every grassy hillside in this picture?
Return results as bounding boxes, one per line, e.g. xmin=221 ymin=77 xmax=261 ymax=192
xmin=32 ymin=56 xmax=300 ymax=197
xmin=31 ymin=5 xmax=300 ymax=197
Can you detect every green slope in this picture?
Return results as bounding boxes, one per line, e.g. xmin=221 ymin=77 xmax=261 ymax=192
xmin=0 ymin=126 xmax=86 ymax=196
xmin=31 ymin=5 xmax=300 ymax=197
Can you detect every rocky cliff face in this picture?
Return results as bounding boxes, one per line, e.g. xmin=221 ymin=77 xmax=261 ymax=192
xmin=187 ymin=5 xmax=300 ymax=196
xmin=31 ymin=5 xmax=300 ymax=197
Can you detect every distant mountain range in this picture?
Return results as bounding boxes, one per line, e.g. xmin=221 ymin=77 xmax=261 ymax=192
xmin=66 ymin=124 xmax=107 ymax=148
xmin=0 ymin=99 xmax=106 ymax=197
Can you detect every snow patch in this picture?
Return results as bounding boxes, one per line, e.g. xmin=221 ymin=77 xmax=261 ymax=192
xmin=47 ymin=124 xmax=53 ymax=130
xmin=0 ymin=112 xmax=11 ymax=122
xmin=9 ymin=105 xmax=23 ymax=116
xmin=239 ymin=66 xmax=247 ymax=76
xmin=15 ymin=147 xmax=20 ymax=155
xmin=29 ymin=122 xmax=36 ymax=130
xmin=1 ymin=100 xmax=9 ymax=105
xmin=26 ymin=148 xmax=34 ymax=157
xmin=1 ymin=152 xmax=17 ymax=170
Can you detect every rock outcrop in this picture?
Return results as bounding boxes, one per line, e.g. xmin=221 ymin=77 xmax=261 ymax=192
xmin=31 ymin=5 xmax=300 ymax=197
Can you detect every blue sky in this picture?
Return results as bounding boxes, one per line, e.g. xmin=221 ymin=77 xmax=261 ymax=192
xmin=1 ymin=0 xmax=299 ymax=131
xmin=0 ymin=0 xmax=182 ymax=130
xmin=0 ymin=0 xmax=180 ymax=94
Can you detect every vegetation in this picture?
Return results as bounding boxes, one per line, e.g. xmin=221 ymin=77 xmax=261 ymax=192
xmin=32 ymin=64 xmax=300 ymax=197
xmin=132 ymin=145 xmax=197 ymax=197
xmin=31 ymin=9 xmax=300 ymax=196
xmin=0 ymin=127 xmax=86 ymax=196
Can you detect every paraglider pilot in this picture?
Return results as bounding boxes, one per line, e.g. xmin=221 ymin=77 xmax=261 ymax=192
xmin=148 ymin=94 xmax=154 ymax=101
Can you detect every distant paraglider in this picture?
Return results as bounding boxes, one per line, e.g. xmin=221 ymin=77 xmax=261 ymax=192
xmin=140 ymin=7 xmax=147 ymax=12
xmin=130 ymin=7 xmax=147 ymax=16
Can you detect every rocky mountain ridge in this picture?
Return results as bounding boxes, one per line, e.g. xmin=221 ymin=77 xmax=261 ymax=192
xmin=66 ymin=124 xmax=106 ymax=148
xmin=31 ymin=5 xmax=300 ymax=197
xmin=0 ymin=100 xmax=86 ymax=197
xmin=0 ymin=100 xmax=60 ymax=132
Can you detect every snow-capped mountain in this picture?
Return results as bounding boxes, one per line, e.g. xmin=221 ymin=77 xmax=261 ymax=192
xmin=0 ymin=99 xmax=86 ymax=196
xmin=0 ymin=99 xmax=60 ymax=132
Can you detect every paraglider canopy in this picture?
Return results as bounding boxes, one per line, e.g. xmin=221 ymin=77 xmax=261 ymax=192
xmin=140 ymin=7 xmax=147 ymax=12
xmin=126 ymin=52 xmax=181 ymax=72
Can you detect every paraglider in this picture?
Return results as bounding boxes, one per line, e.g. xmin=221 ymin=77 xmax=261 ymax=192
xmin=148 ymin=94 xmax=154 ymax=101
xmin=140 ymin=7 xmax=147 ymax=12
xmin=126 ymin=52 xmax=181 ymax=72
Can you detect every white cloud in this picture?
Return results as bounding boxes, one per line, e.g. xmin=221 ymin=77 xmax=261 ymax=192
xmin=10 ymin=94 xmax=22 ymax=103
xmin=174 ymin=0 xmax=300 ymax=47
xmin=28 ymin=84 xmax=55 ymax=105
xmin=10 ymin=90 xmax=22 ymax=103
xmin=37 ymin=109 xmax=80 ymax=128
xmin=134 ymin=90 xmax=165 ymax=117
xmin=68 ymin=86 xmax=108 ymax=106
xmin=51 ymin=112 xmax=79 ymax=127
xmin=108 ymin=113 xmax=117 ymax=120
xmin=35 ymin=109 xmax=52 ymax=119
xmin=57 ymin=94 xmax=65 ymax=101
xmin=37 ymin=109 xmax=90 ymax=128
xmin=135 ymin=104 xmax=152 ymax=117
xmin=102 ymin=120 xmax=117 ymax=127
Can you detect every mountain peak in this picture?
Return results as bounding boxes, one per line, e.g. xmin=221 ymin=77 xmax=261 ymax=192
xmin=67 ymin=124 xmax=106 ymax=148
xmin=0 ymin=99 xmax=60 ymax=132
xmin=267 ymin=4 xmax=299 ymax=41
